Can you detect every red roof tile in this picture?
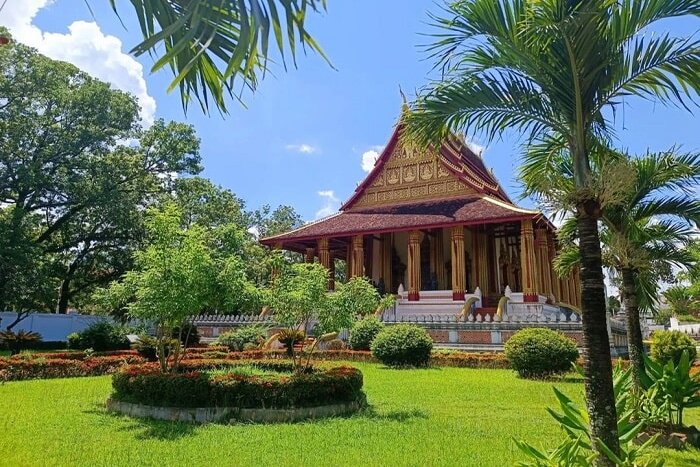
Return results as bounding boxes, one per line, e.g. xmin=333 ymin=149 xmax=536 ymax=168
xmin=260 ymin=195 xmax=537 ymax=245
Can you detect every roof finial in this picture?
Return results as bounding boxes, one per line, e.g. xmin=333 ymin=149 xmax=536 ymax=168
xmin=399 ymin=86 xmax=410 ymax=118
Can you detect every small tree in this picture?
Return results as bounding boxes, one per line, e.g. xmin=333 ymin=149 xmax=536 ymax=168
xmin=270 ymin=263 xmax=355 ymax=370
xmin=99 ymin=204 xmax=215 ymax=372
xmin=329 ymin=277 xmax=382 ymax=320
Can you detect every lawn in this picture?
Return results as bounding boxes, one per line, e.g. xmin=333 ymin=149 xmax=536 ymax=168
xmin=0 ymin=363 xmax=698 ymax=466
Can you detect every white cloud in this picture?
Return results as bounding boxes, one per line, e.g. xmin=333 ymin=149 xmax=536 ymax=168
xmin=286 ymin=143 xmax=318 ymax=154
xmin=361 ymin=145 xmax=384 ymax=172
xmin=247 ymin=226 xmax=260 ymax=239
xmin=0 ymin=0 xmax=156 ymax=125
xmin=315 ymin=190 xmax=340 ymax=219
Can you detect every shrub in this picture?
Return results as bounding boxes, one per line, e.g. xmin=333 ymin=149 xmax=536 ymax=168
xmin=0 ymin=330 xmax=42 ymax=355
xmin=650 ymin=330 xmax=697 ymax=365
xmin=214 ymin=325 xmax=268 ymax=351
xmin=349 ymin=317 xmax=385 ymax=351
xmin=0 ymin=354 xmax=144 ymax=381
xmin=278 ymin=329 xmax=305 ymax=356
xmin=133 ymin=335 xmax=177 ymax=362
xmin=111 ymin=361 xmax=364 ymax=408
xmin=371 ymin=324 xmax=433 ymax=367
xmin=66 ymin=321 xmax=131 ymax=351
xmin=504 ymin=328 xmax=579 ymax=378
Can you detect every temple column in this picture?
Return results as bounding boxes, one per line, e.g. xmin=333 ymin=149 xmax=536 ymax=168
xmin=519 ymin=220 xmax=538 ymax=302
xmin=535 ymin=228 xmax=552 ymax=300
xmin=561 ymin=274 xmax=571 ymax=305
xmin=351 ymin=235 xmax=365 ymax=278
xmin=433 ymin=230 xmax=446 ymax=290
xmin=317 ymin=238 xmax=332 ymax=290
xmin=475 ymin=230 xmax=490 ymax=299
xmin=548 ymin=235 xmax=561 ymax=302
xmin=450 ymin=226 xmax=465 ymax=300
xmin=305 ymin=247 xmax=315 ymax=264
xmin=407 ymin=230 xmax=421 ymax=301
xmin=381 ymin=233 xmax=392 ymax=293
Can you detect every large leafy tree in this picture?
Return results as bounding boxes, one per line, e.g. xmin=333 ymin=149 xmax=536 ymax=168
xmin=0 ymin=36 xmax=201 ymax=319
xmin=110 ymin=0 xmax=331 ymax=114
xmin=406 ymin=0 xmax=700 ymax=460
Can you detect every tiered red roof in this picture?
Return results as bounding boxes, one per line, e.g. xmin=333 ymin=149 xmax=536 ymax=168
xmin=261 ymin=120 xmax=544 ymax=248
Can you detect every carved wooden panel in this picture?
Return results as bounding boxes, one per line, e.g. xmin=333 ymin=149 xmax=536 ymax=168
xmin=351 ymin=142 xmax=474 ymax=209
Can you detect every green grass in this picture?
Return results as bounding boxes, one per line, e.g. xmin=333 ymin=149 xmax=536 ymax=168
xmin=0 ymin=364 xmax=698 ymax=466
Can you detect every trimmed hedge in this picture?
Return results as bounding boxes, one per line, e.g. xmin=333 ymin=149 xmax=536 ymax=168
xmin=349 ymin=317 xmax=385 ymax=351
xmin=0 ymin=354 xmax=144 ymax=381
xmin=504 ymin=328 xmax=579 ymax=378
xmin=371 ymin=324 xmax=433 ymax=367
xmin=112 ymin=361 xmax=364 ymax=409
xmin=650 ymin=330 xmax=697 ymax=365
xmin=67 ymin=321 xmax=131 ymax=351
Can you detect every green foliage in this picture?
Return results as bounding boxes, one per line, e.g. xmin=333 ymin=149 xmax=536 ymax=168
xmin=277 ymin=329 xmax=306 ymax=356
xmin=172 ymin=323 xmax=200 ymax=347
xmin=650 ymin=330 xmax=697 ymax=365
xmin=66 ymin=322 xmax=130 ymax=352
xmin=111 ymin=362 xmax=364 ymax=409
xmin=270 ymin=263 xmax=330 ymax=330
xmin=133 ymin=335 xmax=172 ymax=362
xmin=349 ymin=317 xmax=385 ymax=351
xmin=324 ymin=339 xmax=346 ymax=351
xmin=115 ymin=1 xmax=330 ymax=114
xmin=329 ymin=277 xmax=381 ymax=319
xmin=214 ymin=325 xmax=269 ymax=352
xmin=0 ymin=330 xmax=42 ymax=356
xmin=641 ymin=351 xmax=700 ymax=427
xmin=371 ymin=324 xmax=433 ymax=367
xmin=517 ymin=364 xmax=664 ymax=466
xmin=504 ymin=328 xmax=579 ymax=378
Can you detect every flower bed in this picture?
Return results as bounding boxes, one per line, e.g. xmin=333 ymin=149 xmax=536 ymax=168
xmin=0 ymin=354 xmax=145 ymax=381
xmin=111 ymin=360 xmax=365 ymax=413
xmin=0 ymin=347 xmax=513 ymax=382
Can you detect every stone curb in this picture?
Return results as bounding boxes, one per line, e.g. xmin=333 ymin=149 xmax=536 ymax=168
xmin=106 ymin=397 xmax=365 ymax=424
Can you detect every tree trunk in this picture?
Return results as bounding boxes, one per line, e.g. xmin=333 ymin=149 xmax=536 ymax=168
xmin=576 ymin=206 xmax=619 ymax=464
xmin=621 ymin=267 xmax=644 ymax=388
xmin=56 ymin=277 xmax=71 ymax=314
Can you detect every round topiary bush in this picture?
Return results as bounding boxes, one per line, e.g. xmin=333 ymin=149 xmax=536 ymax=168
xmin=650 ymin=330 xmax=697 ymax=365
xmin=504 ymin=328 xmax=579 ymax=378
xmin=349 ymin=317 xmax=385 ymax=351
xmin=371 ymin=324 xmax=433 ymax=367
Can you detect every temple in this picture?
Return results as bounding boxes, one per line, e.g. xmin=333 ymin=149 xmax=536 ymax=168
xmin=260 ymin=113 xmax=581 ymax=320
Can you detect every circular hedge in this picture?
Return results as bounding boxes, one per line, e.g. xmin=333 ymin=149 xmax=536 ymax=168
xmin=650 ymin=330 xmax=697 ymax=365
xmin=111 ymin=361 xmax=364 ymax=409
xmin=504 ymin=328 xmax=579 ymax=378
xmin=349 ymin=317 xmax=385 ymax=350
xmin=371 ymin=324 xmax=433 ymax=367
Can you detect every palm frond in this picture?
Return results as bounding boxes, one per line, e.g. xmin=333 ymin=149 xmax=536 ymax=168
xmin=113 ymin=0 xmax=330 ymax=115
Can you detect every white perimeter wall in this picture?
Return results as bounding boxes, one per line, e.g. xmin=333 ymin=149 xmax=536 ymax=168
xmin=0 ymin=312 xmax=110 ymax=341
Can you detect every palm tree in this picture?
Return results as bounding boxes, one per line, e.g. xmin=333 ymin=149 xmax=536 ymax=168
xmin=526 ymin=147 xmax=700 ymax=388
xmin=405 ymin=1 xmax=700 ymax=461
xmin=110 ymin=0 xmax=330 ymax=114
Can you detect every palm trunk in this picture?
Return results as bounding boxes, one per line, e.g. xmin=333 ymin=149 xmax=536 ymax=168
xmin=576 ymin=207 xmax=619 ymax=464
xmin=621 ymin=267 xmax=644 ymax=388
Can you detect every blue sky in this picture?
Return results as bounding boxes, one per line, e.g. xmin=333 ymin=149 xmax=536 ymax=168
xmin=3 ymin=1 xmax=699 ymax=222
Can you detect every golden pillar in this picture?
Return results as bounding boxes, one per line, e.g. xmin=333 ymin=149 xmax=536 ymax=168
xmin=548 ymin=235 xmax=561 ymax=302
xmin=431 ymin=230 xmax=446 ymax=290
xmin=381 ymin=233 xmax=392 ymax=292
xmin=535 ymin=228 xmax=552 ymax=299
xmin=572 ymin=267 xmax=581 ymax=308
xmin=408 ymin=230 xmax=421 ymax=301
xmin=351 ymin=235 xmax=365 ymax=278
xmin=561 ymin=274 xmax=571 ymax=305
xmin=318 ymin=238 xmax=332 ymax=290
xmin=519 ymin=220 xmax=538 ymax=302
xmin=305 ymin=247 xmax=315 ymax=264
xmin=476 ymin=231 xmax=490 ymax=297
xmin=450 ymin=226 xmax=466 ymax=300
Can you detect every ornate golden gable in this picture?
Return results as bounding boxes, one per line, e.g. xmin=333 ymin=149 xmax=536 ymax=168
xmin=349 ymin=141 xmax=475 ymax=209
